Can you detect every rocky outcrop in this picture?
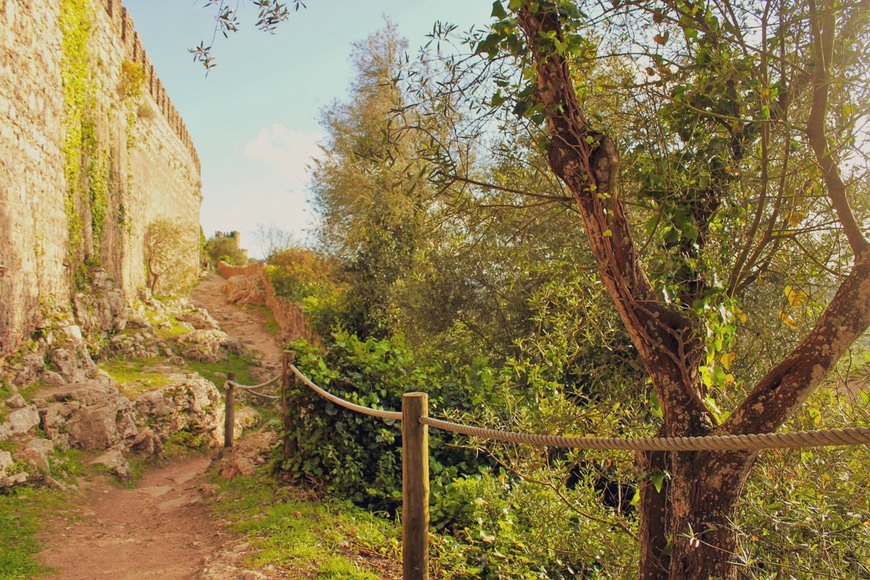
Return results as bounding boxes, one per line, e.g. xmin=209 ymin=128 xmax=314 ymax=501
xmin=223 ymin=274 xmax=265 ymax=306
xmin=174 ymin=329 xmax=243 ymax=363
xmin=72 ymin=269 xmax=129 ymax=358
xmin=0 ymin=405 xmax=41 ymax=440
xmin=0 ymin=450 xmax=28 ymax=487
xmin=35 ymin=378 xmax=140 ymax=451
xmin=134 ymin=377 xmax=226 ymax=448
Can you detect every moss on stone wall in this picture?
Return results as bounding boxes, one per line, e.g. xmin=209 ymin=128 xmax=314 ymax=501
xmin=60 ymin=1 xmax=125 ymax=281
xmin=60 ymin=0 xmax=91 ymax=275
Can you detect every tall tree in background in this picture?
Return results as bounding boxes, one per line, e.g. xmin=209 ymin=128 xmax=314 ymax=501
xmin=311 ymin=23 xmax=436 ymax=337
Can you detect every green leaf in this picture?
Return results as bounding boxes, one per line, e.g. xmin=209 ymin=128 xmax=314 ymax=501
xmin=491 ymin=1 xmax=508 ymax=19
xmin=650 ymin=470 xmax=668 ymax=493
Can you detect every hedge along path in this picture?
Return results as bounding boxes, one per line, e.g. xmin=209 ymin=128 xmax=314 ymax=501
xmin=282 ymin=360 xmax=869 ymax=580
xmin=287 ymin=363 xmax=870 ymax=452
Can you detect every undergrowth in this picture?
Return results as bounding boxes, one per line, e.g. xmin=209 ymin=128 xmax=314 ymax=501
xmin=99 ymin=358 xmax=174 ymax=397
xmin=208 ymin=471 xmax=400 ymax=578
xmin=185 ymin=352 xmax=260 ymax=388
xmin=0 ymin=447 xmax=84 ymax=578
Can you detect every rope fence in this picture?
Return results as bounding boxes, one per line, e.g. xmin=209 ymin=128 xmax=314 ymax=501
xmin=222 ymin=373 xmax=283 ymax=448
xmin=288 ymin=363 xmax=870 ymax=452
xmin=235 ymin=352 xmax=870 ymax=580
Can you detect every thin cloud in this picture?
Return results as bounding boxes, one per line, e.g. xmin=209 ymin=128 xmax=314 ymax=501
xmin=243 ymin=124 xmax=322 ymax=188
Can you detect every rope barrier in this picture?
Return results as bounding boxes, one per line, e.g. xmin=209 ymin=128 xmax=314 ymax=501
xmin=288 ymin=364 xmax=870 ymax=451
xmin=224 ymin=377 xmax=281 ymax=400
xmin=232 ymin=375 xmax=281 ymax=391
xmin=290 ymin=365 xmax=403 ymax=421
xmin=420 ymin=417 xmax=870 ymax=451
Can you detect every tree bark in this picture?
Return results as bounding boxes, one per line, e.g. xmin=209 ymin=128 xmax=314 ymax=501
xmin=515 ymin=4 xmax=870 ymax=579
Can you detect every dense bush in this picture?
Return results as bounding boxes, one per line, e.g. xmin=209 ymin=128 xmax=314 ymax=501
xmin=266 ymin=248 xmax=348 ymax=335
xmin=280 ymin=332 xmax=504 ymax=513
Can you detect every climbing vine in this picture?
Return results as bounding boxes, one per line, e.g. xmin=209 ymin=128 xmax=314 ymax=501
xmin=60 ymin=0 xmax=93 ymax=279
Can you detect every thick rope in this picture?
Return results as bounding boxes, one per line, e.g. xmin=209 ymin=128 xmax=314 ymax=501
xmin=420 ymin=417 xmax=870 ymax=451
xmin=288 ymin=365 xmax=870 ymax=451
xmin=290 ymin=365 xmax=403 ymax=421
xmin=231 ymin=375 xmax=280 ymax=391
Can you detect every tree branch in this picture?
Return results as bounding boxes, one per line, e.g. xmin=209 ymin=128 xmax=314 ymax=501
xmin=516 ymin=6 xmax=710 ymax=432
xmin=806 ymin=0 xmax=869 ymax=257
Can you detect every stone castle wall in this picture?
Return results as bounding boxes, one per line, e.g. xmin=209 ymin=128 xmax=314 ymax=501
xmin=0 ymin=0 xmax=201 ymax=356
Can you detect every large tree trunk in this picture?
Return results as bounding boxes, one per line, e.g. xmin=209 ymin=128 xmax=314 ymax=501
xmin=515 ymin=3 xmax=870 ymax=578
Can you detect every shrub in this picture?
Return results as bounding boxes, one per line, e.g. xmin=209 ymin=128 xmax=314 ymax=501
xmin=279 ymin=332 xmax=498 ymax=513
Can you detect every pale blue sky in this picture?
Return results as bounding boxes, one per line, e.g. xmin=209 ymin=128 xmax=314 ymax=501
xmin=123 ymin=0 xmax=491 ymax=258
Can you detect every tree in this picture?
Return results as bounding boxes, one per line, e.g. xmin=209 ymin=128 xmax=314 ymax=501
xmin=475 ymin=1 xmax=869 ymax=577
xmin=255 ymin=222 xmax=296 ymax=261
xmin=198 ymin=1 xmax=869 ymax=577
xmin=144 ymin=218 xmax=199 ymax=295
xmin=204 ymin=234 xmax=247 ymax=266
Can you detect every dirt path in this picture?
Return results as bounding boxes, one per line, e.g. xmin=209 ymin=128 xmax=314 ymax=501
xmin=191 ymin=272 xmax=285 ymax=377
xmin=39 ymin=456 xmax=241 ymax=579
xmin=38 ymin=273 xmax=285 ymax=579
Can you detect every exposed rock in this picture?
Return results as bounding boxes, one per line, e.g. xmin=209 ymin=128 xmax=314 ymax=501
xmin=36 ymin=380 xmax=139 ymax=451
xmin=174 ymin=329 xmax=242 ymax=363
xmin=216 ymin=431 xmax=276 ymax=480
xmin=48 ymin=345 xmax=97 ymax=384
xmin=0 ymin=405 xmax=40 ymax=440
xmin=129 ymin=427 xmax=162 ymax=456
xmin=223 ymin=275 xmax=264 ymax=306
xmin=19 ymin=437 xmax=54 ymax=472
xmin=63 ymin=325 xmax=83 ymax=341
xmin=135 ymin=377 xmax=225 ymax=448
xmin=176 ymin=307 xmax=220 ymax=331
xmin=10 ymin=353 xmax=44 ymax=386
xmin=41 ymin=371 xmax=66 ymax=386
xmin=0 ymin=449 xmax=28 ymax=487
xmin=109 ymin=331 xmax=161 ymax=359
xmin=91 ymin=448 xmax=132 ymax=483
xmin=5 ymin=393 xmax=27 ymax=409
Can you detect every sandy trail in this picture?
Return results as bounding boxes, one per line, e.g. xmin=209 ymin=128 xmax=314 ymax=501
xmin=39 ymin=457 xmax=234 ymax=579
xmin=191 ymin=272 xmax=285 ymax=377
xmin=38 ymin=272 xmax=285 ymax=579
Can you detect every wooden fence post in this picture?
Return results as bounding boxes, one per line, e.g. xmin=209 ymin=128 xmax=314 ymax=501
xmin=281 ymin=351 xmax=297 ymax=461
xmin=402 ymin=392 xmax=429 ymax=580
xmin=224 ymin=372 xmax=235 ymax=448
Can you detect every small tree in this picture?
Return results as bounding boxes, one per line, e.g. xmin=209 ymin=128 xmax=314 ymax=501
xmin=255 ymin=221 xmax=295 ymax=261
xmin=144 ymin=218 xmax=198 ymax=296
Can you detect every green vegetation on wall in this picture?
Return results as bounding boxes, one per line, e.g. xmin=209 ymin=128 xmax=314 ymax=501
xmin=60 ymin=3 xmax=137 ymax=283
xmin=60 ymin=0 xmax=93 ymax=279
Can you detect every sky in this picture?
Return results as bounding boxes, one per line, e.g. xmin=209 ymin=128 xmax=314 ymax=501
xmin=123 ymin=0 xmax=493 ymax=259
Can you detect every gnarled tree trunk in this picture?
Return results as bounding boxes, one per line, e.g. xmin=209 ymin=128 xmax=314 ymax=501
xmin=516 ymin=3 xmax=870 ymax=577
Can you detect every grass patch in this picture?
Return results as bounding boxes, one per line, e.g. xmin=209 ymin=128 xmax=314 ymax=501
xmin=242 ymin=304 xmax=281 ymax=337
xmin=185 ymin=352 xmax=260 ymax=388
xmin=0 ymin=485 xmax=75 ymax=579
xmin=99 ymin=358 xmax=175 ymax=398
xmin=209 ymin=472 xmax=399 ymax=578
xmin=19 ymin=380 xmax=47 ymax=402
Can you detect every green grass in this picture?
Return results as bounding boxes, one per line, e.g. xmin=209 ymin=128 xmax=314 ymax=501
xmin=185 ymin=352 xmax=261 ymax=388
xmin=242 ymin=303 xmax=282 ymax=337
xmin=0 ymin=487 xmax=62 ymax=578
xmin=99 ymin=358 xmax=175 ymax=398
xmin=208 ymin=472 xmax=399 ymax=578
